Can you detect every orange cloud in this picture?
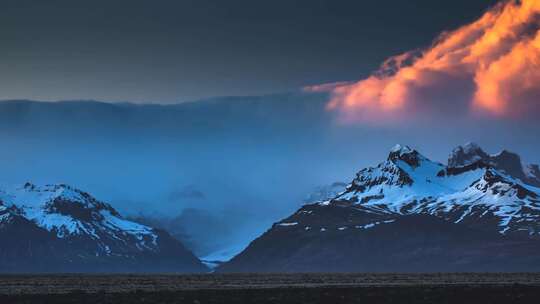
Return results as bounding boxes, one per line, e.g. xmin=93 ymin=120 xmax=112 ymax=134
xmin=325 ymin=0 xmax=540 ymax=122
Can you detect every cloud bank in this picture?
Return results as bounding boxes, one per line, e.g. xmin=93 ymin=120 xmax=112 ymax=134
xmin=323 ymin=0 xmax=540 ymax=123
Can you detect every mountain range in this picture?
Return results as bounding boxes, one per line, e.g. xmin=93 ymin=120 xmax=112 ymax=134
xmin=3 ymin=142 xmax=540 ymax=273
xmin=218 ymin=143 xmax=540 ymax=272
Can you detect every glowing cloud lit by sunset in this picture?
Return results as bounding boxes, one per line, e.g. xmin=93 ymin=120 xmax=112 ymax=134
xmin=323 ymin=0 xmax=540 ymax=123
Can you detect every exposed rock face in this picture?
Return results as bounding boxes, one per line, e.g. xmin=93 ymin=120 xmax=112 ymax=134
xmin=527 ymin=164 xmax=540 ymax=181
xmin=219 ymin=144 xmax=540 ymax=273
xmin=448 ymin=142 xmax=489 ymax=168
xmin=448 ymin=143 xmax=540 ymax=187
xmin=0 ymin=183 xmax=208 ymax=273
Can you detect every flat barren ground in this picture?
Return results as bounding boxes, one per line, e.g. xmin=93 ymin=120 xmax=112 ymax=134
xmin=0 ymin=273 xmax=539 ymax=303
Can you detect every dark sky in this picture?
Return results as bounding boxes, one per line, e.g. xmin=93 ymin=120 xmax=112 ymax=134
xmin=0 ymin=0 xmax=499 ymax=103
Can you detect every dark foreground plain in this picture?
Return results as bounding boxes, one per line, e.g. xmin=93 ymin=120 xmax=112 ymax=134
xmin=1 ymin=273 xmax=540 ymax=304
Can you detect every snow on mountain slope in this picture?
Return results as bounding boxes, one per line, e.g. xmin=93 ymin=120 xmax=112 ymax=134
xmin=0 ymin=183 xmax=159 ymax=254
xmin=324 ymin=144 xmax=540 ymax=237
xmin=0 ymin=182 xmax=209 ymax=272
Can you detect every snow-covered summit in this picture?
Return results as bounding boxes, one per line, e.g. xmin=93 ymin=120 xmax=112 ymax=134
xmin=387 ymin=144 xmax=430 ymax=169
xmin=0 ymin=183 xmax=114 ymax=212
xmin=0 ymin=182 xmax=158 ymax=253
xmin=390 ymin=144 xmax=413 ymax=154
xmin=324 ymin=144 xmax=540 ymax=237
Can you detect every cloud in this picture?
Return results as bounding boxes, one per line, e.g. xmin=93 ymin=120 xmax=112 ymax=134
xmin=303 ymin=81 xmax=354 ymax=93
xmin=324 ymin=0 xmax=540 ymax=123
xmin=168 ymin=185 xmax=206 ymax=203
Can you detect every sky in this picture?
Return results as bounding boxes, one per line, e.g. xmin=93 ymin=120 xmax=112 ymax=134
xmin=0 ymin=0 xmax=499 ymax=102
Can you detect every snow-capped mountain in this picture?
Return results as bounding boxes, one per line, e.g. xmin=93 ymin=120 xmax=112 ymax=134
xmin=219 ymin=144 xmax=540 ymax=272
xmin=0 ymin=183 xmax=208 ymax=273
xmin=331 ymin=144 xmax=540 ymax=237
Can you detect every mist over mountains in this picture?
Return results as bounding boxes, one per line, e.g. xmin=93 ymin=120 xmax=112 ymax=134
xmin=1 ymin=92 xmax=540 ymax=259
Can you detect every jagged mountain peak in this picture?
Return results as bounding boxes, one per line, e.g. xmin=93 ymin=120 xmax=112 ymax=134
xmin=390 ymin=144 xmax=413 ymax=154
xmin=489 ymin=149 xmax=524 ymax=174
xmin=448 ymin=142 xmax=489 ymax=168
xmin=325 ymin=145 xmax=540 ymax=238
xmin=387 ymin=144 xmax=428 ymax=168
xmin=446 ymin=143 xmax=540 ymax=187
xmin=478 ymin=168 xmax=538 ymax=200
